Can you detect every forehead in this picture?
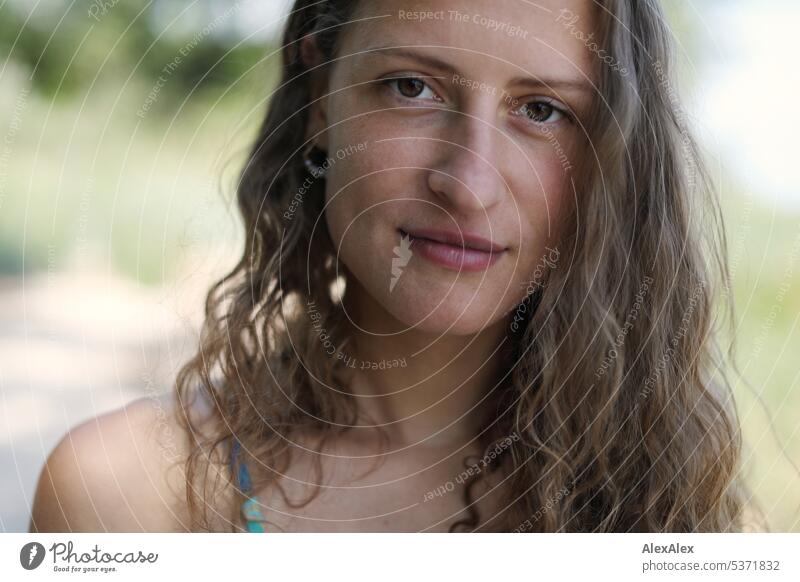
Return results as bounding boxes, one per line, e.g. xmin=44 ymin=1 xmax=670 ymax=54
xmin=341 ymin=0 xmax=598 ymax=83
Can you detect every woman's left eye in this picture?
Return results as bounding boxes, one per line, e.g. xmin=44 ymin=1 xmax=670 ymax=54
xmin=514 ymin=99 xmax=569 ymax=124
xmin=382 ymin=76 xmax=442 ymax=102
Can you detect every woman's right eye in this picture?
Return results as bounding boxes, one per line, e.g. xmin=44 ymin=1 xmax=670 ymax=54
xmin=381 ymin=75 xmax=443 ymax=102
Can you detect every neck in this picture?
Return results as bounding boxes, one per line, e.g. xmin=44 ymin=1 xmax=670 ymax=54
xmin=337 ymin=276 xmax=513 ymax=450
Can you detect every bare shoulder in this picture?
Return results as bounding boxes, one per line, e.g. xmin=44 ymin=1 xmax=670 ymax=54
xmin=29 ymin=393 xmax=194 ymax=532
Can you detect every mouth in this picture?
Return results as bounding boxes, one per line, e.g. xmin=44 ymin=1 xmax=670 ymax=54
xmin=397 ymin=227 xmax=507 ymax=273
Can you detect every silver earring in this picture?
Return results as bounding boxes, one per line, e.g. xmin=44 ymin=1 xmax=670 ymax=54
xmin=303 ymin=143 xmax=328 ymax=179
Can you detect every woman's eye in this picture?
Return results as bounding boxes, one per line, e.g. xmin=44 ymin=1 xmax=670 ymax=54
xmin=516 ymin=99 xmax=568 ymax=124
xmin=383 ymin=76 xmax=441 ymax=102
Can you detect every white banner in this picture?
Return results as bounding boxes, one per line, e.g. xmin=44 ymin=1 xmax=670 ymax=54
xmin=1 ymin=533 xmax=798 ymax=581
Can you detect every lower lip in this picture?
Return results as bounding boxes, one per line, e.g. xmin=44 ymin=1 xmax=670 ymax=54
xmin=400 ymin=230 xmax=505 ymax=272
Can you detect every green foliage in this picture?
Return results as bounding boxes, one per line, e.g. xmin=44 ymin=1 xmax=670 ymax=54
xmin=0 ymin=0 xmax=271 ymax=109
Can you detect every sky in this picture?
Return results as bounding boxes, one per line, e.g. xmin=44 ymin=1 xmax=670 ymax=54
xmin=697 ymin=0 xmax=800 ymax=208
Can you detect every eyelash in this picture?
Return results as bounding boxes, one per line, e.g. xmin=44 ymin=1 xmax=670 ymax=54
xmin=379 ymin=75 xmax=443 ymax=103
xmin=378 ymin=74 xmax=573 ymax=125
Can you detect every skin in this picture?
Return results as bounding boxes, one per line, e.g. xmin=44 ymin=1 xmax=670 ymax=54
xmin=30 ymin=0 xmax=596 ymax=532
xmin=310 ymin=0 xmax=594 ymax=450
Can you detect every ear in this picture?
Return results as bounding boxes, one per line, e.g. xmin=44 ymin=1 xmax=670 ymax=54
xmin=301 ymin=35 xmax=330 ymax=152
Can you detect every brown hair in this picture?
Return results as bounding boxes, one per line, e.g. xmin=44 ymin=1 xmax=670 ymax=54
xmin=175 ymin=0 xmax=752 ymax=532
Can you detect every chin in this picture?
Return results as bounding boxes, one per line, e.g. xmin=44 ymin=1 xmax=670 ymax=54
xmin=374 ymin=271 xmax=510 ymax=337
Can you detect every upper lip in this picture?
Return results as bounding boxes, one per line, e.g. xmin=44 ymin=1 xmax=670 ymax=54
xmin=399 ymin=227 xmax=508 ymax=253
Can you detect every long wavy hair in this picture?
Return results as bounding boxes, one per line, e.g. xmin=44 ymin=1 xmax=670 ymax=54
xmin=174 ymin=0 xmax=752 ymax=532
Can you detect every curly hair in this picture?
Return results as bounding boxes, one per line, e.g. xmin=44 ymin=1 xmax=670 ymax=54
xmin=174 ymin=0 xmax=752 ymax=532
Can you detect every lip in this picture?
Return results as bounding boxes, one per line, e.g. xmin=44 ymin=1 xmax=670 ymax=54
xmin=398 ymin=227 xmax=507 ymax=272
xmin=400 ymin=228 xmax=508 ymax=253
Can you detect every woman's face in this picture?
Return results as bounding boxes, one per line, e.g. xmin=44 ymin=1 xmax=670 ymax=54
xmin=316 ymin=0 xmax=595 ymax=335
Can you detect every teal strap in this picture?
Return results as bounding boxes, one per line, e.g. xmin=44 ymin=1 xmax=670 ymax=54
xmin=242 ymin=499 xmax=267 ymax=533
xmin=230 ymin=438 xmax=267 ymax=532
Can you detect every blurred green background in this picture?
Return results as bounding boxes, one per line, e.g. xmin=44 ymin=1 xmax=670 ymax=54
xmin=0 ymin=0 xmax=797 ymax=532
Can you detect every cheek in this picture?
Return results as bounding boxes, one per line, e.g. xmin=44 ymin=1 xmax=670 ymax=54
xmin=322 ymin=126 xmax=415 ymax=290
xmin=324 ymin=115 xmax=424 ymax=248
xmin=500 ymin=145 xmax=571 ymax=308
xmin=513 ymin=142 xmax=572 ymax=250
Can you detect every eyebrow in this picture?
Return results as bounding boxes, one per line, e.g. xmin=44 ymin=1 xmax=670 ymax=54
xmin=358 ymin=46 xmax=594 ymax=94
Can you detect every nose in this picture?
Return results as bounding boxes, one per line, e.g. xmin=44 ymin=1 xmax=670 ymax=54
xmin=426 ymin=114 xmax=509 ymax=214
